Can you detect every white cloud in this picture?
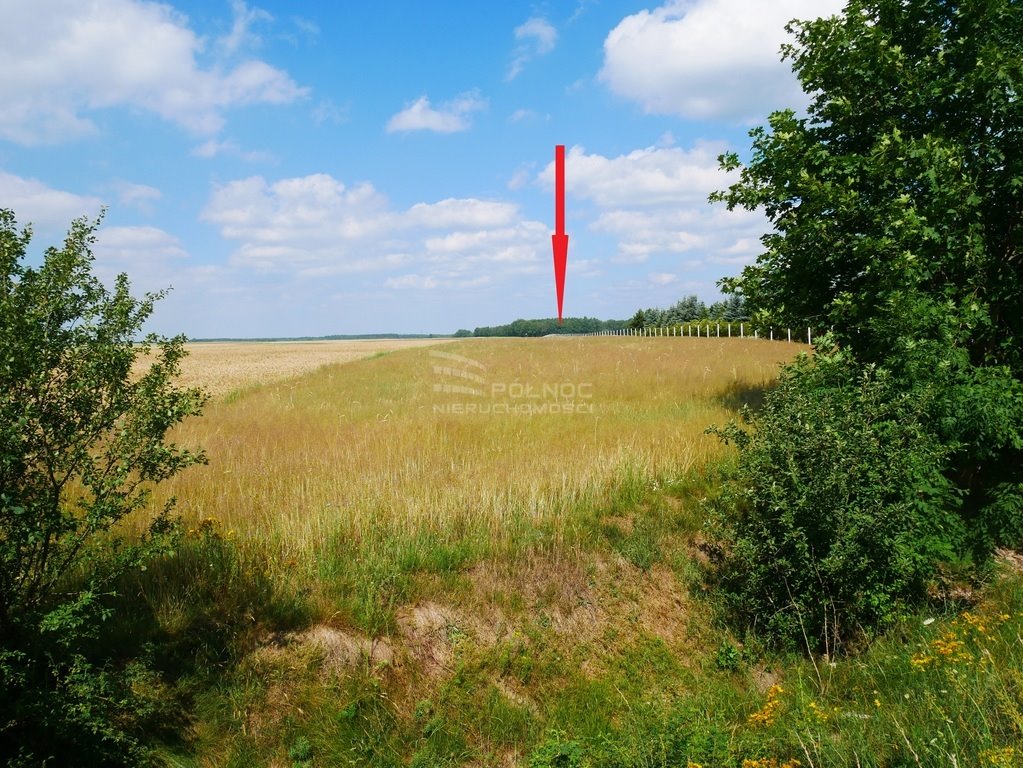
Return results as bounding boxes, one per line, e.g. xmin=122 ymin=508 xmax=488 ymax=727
xmin=594 ymin=204 xmax=763 ymax=263
xmin=201 ymin=173 xmax=546 ymax=280
xmin=536 ymin=141 xmax=767 ymax=266
xmin=538 ymin=142 xmax=729 ymax=207
xmin=600 ymin=0 xmax=844 ymax=121
xmin=311 ymin=99 xmax=351 ymax=125
xmin=192 ymin=140 xmax=232 ymax=158
xmin=508 ymin=17 xmax=558 ymax=80
xmin=568 ymin=0 xmax=598 ymax=24
xmin=291 ymin=16 xmax=320 ymax=40
xmin=507 ymin=166 xmax=533 ymax=190
xmin=405 ymin=198 xmax=517 ymax=229
xmin=191 ymin=138 xmax=272 ymax=162
xmin=423 ymin=223 xmax=548 ymax=269
xmin=509 ymin=108 xmax=537 ymax=123
xmin=218 ymin=0 xmax=272 ymax=56
xmin=385 ymin=274 xmax=439 ymax=290
xmin=0 ymin=0 xmax=307 ymax=145
xmin=385 ymin=91 xmax=487 ymax=134
xmin=0 ymin=171 xmax=103 ymax=228
xmin=649 ymin=272 xmax=678 ymax=285
xmin=202 ymin=174 xmax=390 ymax=259
xmin=95 ymin=225 xmax=188 ymax=264
xmin=114 ymin=181 xmax=162 ymax=212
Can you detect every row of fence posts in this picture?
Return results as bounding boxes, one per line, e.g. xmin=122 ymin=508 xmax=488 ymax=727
xmin=590 ymin=324 xmax=814 ymax=345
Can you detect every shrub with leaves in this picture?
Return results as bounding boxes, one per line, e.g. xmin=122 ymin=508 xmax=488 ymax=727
xmin=707 ymin=0 xmax=1023 ymax=654
xmin=0 ymin=209 xmax=206 ymax=764
xmin=708 ymin=346 xmax=967 ymax=653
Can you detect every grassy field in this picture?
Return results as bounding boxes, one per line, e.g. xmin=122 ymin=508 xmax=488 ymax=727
xmin=120 ymin=337 xmax=1023 ymax=767
xmin=152 ymin=339 xmax=460 ymax=397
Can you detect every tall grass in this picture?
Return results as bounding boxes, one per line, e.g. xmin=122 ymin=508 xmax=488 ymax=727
xmin=146 ymin=337 xmax=795 ymax=571
xmin=109 ymin=336 xmax=1023 ymax=767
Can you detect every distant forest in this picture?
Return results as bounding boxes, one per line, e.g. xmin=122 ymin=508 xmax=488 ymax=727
xmin=461 ymin=294 xmax=747 ymax=337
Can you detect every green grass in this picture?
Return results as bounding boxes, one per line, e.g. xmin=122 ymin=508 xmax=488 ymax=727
xmin=83 ymin=338 xmax=1023 ymax=767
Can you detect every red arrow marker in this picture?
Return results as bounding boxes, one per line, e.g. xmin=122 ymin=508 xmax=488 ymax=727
xmin=552 ymin=144 xmax=569 ymax=325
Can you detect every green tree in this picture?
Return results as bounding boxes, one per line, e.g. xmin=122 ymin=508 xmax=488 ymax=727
xmin=707 ymin=295 xmax=747 ymax=322
xmin=713 ymin=0 xmax=1022 ymax=371
xmin=707 ymin=0 xmax=1023 ymax=650
xmin=712 ymin=0 xmax=1023 ymax=526
xmin=0 ymin=209 xmax=207 ymax=763
xmin=627 ymin=309 xmax=646 ymax=330
xmin=666 ymin=295 xmax=707 ymax=323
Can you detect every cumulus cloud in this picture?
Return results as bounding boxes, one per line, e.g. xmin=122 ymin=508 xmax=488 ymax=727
xmin=385 ymin=91 xmax=487 ymax=134
xmin=537 ymin=141 xmax=729 ymax=207
xmin=0 ymin=171 xmax=103 ymax=229
xmin=95 ymin=225 xmax=189 ymax=264
xmin=201 ymin=172 xmax=546 ymax=280
xmin=536 ymin=141 xmax=767 ymax=266
xmin=507 ymin=17 xmax=558 ymax=80
xmin=600 ymin=0 xmax=844 ymax=122
xmin=405 ymin=198 xmax=517 ymax=229
xmin=0 ymin=0 xmax=307 ymax=144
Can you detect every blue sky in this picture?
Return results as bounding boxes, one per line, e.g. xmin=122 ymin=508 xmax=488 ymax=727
xmin=1 ymin=0 xmax=843 ymax=337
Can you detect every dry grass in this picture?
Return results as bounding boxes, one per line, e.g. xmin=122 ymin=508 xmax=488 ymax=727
xmin=122 ymin=335 xmax=1023 ymax=768
xmin=148 ymin=337 xmax=803 ymax=562
xmin=162 ymin=339 xmax=459 ymax=398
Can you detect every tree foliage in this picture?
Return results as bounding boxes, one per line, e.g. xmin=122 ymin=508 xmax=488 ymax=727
xmin=714 ymin=0 xmax=1023 ymax=371
xmin=0 ymin=209 xmax=206 ymax=763
xmin=471 ymin=316 xmax=626 ymax=337
xmin=708 ymin=0 xmax=1023 ymax=651
xmin=709 ymin=349 xmax=963 ymax=652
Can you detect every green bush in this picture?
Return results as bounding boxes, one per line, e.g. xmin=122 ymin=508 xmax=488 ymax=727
xmin=707 ymin=347 xmax=966 ymax=653
xmin=529 ymin=731 xmax=584 ymax=768
xmin=0 ymin=209 xmax=206 ymax=764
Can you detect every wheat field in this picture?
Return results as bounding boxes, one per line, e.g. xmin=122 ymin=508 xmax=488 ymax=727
xmin=148 ymin=337 xmax=803 ymax=565
xmin=163 ymin=338 xmax=459 ymax=397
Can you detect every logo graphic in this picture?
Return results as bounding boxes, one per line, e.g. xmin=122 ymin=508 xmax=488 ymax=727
xmin=430 ymin=350 xmax=487 ymax=397
xmin=429 ymin=350 xmax=594 ymax=416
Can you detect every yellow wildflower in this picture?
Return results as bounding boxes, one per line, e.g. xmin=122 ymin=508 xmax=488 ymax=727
xmin=980 ymin=746 xmax=1017 ymax=768
xmin=748 ymin=684 xmax=784 ymax=727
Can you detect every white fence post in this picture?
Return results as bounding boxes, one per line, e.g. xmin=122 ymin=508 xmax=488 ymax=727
xmin=808 ymin=327 xmax=812 ymax=345
xmin=788 ymin=328 xmax=792 ymax=343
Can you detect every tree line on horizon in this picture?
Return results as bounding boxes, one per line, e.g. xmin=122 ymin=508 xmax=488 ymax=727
xmin=458 ymin=294 xmax=748 ymax=337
